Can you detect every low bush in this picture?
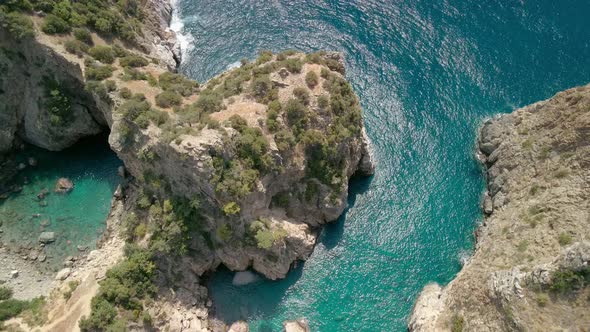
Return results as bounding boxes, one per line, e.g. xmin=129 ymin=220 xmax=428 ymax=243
xmin=2 ymin=12 xmax=35 ymax=40
xmin=119 ymin=87 xmax=132 ymax=99
xmin=256 ymin=50 xmax=273 ymax=65
xmin=158 ymin=72 xmax=199 ymax=96
xmin=283 ymin=58 xmax=302 ymax=73
xmin=121 ymin=67 xmax=148 ymax=81
xmin=120 ymin=55 xmax=149 ymax=68
xmin=222 ymin=202 xmax=241 ymax=215
xmin=155 ymin=90 xmax=183 ymax=108
xmin=293 ymin=87 xmax=310 ymax=105
xmin=85 ymin=64 xmax=114 ymax=81
xmin=64 ymin=39 xmax=89 ymax=57
xmin=73 ymin=28 xmax=93 ymax=45
xmin=305 ymin=71 xmax=319 ymax=88
xmin=0 ymin=287 xmax=12 ymax=301
xmin=41 ymin=14 xmax=71 ymax=34
xmin=88 ymin=45 xmax=115 ymax=64
xmin=550 ymin=267 xmax=590 ymax=293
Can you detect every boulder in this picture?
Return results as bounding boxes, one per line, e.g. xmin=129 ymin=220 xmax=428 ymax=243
xmin=10 ymin=270 xmax=18 ymax=278
xmin=28 ymin=157 xmax=37 ymax=167
xmin=283 ymin=319 xmax=310 ymax=332
xmin=37 ymin=188 xmax=49 ymax=200
xmin=54 ymin=178 xmax=74 ymax=193
xmin=55 ymin=268 xmax=71 ymax=281
xmin=228 ymin=321 xmax=249 ymax=332
xmin=38 ymin=231 xmax=56 ymax=244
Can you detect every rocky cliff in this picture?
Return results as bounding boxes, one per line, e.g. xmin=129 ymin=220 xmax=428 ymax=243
xmin=410 ymin=85 xmax=590 ymax=331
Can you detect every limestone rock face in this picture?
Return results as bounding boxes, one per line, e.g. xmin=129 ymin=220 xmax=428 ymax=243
xmin=0 ymin=28 xmax=104 ymax=154
xmin=410 ymin=84 xmax=590 ymax=331
xmin=139 ymin=0 xmax=181 ymax=70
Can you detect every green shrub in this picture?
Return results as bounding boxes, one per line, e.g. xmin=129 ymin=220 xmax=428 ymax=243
xmin=536 ymin=293 xmax=549 ymax=307
xmin=285 ymin=99 xmax=307 ymax=134
xmin=41 ymin=14 xmax=71 ymax=34
xmin=3 ymin=12 xmax=35 ymax=40
xmin=43 ymin=77 xmax=72 ymax=126
xmin=104 ymin=80 xmax=116 ymax=92
xmin=0 ymin=298 xmax=30 ymax=321
xmin=195 ymin=90 xmax=223 ymax=113
xmin=320 ymin=67 xmax=331 ymax=79
xmin=0 ymin=286 xmax=13 ymax=301
xmin=558 ymin=233 xmax=572 ymax=246
xmin=451 ymin=314 xmax=464 ymax=332
xmin=158 ymin=72 xmax=199 ymax=96
xmin=284 ymin=58 xmax=302 ymax=73
xmin=120 ymin=55 xmax=149 ymax=68
xmin=119 ymin=87 xmax=132 ymax=99
xmin=293 ymin=87 xmax=310 ymax=105
xmin=305 ymin=71 xmax=319 ymax=88
xmin=517 ymin=240 xmax=528 ymax=252
xmin=64 ymin=39 xmax=89 ymax=56
xmin=88 ymin=45 xmax=115 ymax=64
xmin=85 ymin=64 xmax=114 ymax=81
xmin=79 ymin=297 xmax=117 ymax=331
xmin=250 ymin=75 xmax=273 ymax=102
xmin=256 ymin=50 xmax=273 ymax=65
xmin=249 ymin=221 xmax=287 ymax=250
xmin=217 ymin=224 xmax=232 ymax=242
xmin=222 ymin=202 xmax=241 ymax=215
xmin=274 ymin=129 xmax=295 ymax=153
xmin=121 ymin=67 xmax=148 ymax=81
xmin=317 ymin=94 xmax=329 ymax=109
xmin=73 ymin=28 xmax=93 ymax=45
xmin=63 ymin=280 xmax=80 ymax=300
xmin=155 ymin=90 xmax=183 ymax=108
xmin=550 ymin=268 xmax=590 ymax=293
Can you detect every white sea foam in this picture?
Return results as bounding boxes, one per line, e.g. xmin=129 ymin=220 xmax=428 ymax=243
xmin=226 ymin=61 xmax=242 ymax=70
xmin=169 ymin=0 xmax=194 ymax=60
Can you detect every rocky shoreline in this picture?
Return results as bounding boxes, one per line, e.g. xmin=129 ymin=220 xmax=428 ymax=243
xmin=409 ymin=84 xmax=590 ymax=331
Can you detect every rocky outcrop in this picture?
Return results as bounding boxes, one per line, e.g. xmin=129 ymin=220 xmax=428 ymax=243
xmin=410 ymin=84 xmax=590 ymax=331
xmin=139 ymin=0 xmax=181 ymax=69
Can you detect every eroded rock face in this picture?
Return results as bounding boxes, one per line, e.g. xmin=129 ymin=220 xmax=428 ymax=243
xmin=410 ymin=84 xmax=590 ymax=331
xmin=0 ymin=29 xmax=104 ymax=154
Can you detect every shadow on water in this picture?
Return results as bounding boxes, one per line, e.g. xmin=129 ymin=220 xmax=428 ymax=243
xmin=320 ymin=173 xmax=373 ymax=250
xmin=208 ymin=173 xmax=374 ymax=326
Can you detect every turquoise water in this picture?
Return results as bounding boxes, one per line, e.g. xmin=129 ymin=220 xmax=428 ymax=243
xmin=0 ymin=135 xmax=122 ymax=271
xmin=173 ymin=1 xmax=590 ymax=331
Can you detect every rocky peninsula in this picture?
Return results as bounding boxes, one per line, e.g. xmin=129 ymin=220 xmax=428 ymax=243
xmin=410 ymin=85 xmax=590 ymax=331
xmin=0 ymin=0 xmax=373 ymax=330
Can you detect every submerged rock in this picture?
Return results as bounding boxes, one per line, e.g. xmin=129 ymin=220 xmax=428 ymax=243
xmin=232 ymin=271 xmax=259 ymax=286
xmin=38 ymin=232 xmax=56 ymax=244
xmin=228 ymin=321 xmax=249 ymax=332
xmin=283 ymin=319 xmax=310 ymax=332
xmin=37 ymin=188 xmax=49 ymax=200
xmin=54 ymin=178 xmax=74 ymax=193
xmin=28 ymin=157 xmax=37 ymax=167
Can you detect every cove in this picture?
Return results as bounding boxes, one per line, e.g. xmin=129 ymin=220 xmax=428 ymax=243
xmin=0 ymin=134 xmax=122 ymax=271
xmin=172 ymin=0 xmax=590 ymax=330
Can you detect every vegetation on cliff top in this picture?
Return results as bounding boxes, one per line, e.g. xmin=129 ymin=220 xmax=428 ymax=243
xmin=2 ymin=0 xmax=144 ymax=41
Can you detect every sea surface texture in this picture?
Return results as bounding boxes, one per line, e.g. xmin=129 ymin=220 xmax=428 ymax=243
xmin=0 ymin=135 xmax=121 ymax=271
xmin=172 ymin=1 xmax=590 ymax=331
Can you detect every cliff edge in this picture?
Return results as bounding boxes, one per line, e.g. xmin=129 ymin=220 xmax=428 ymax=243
xmin=410 ymin=85 xmax=590 ymax=331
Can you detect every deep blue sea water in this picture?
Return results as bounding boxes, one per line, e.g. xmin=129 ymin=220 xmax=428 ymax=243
xmin=172 ymin=1 xmax=590 ymax=331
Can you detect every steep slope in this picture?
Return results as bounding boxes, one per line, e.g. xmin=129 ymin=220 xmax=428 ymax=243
xmin=410 ymin=84 xmax=590 ymax=331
